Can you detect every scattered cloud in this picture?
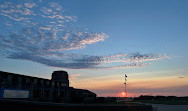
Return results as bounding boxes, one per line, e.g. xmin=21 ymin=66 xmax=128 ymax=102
xmin=0 ymin=0 xmax=169 ymax=69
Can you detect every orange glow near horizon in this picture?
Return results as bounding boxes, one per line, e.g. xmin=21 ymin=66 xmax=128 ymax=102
xmin=70 ymin=71 xmax=188 ymax=97
xmin=115 ymin=92 xmax=132 ymax=97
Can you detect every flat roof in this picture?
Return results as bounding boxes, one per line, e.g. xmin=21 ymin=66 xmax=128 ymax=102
xmin=0 ymin=70 xmax=51 ymax=81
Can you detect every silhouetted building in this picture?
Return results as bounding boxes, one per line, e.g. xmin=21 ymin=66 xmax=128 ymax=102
xmin=0 ymin=70 xmax=96 ymax=103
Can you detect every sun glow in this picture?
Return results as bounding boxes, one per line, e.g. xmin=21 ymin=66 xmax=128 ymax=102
xmin=122 ymin=92 xmax=125 ymax=96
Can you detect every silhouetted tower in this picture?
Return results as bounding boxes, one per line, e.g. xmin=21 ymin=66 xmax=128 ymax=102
xmin=124 ymin=74 xmax=127 ymax=97
xmin=51 ymin=70 xmax=69 ymax=87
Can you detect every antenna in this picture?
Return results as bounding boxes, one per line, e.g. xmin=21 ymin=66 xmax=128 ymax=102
xmin=124 ymin=74 xmax=127 ymax=98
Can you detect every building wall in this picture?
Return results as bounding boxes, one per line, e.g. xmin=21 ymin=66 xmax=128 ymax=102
xmin=0 ymin=71 xmax=96 ymax=103
xmin=0 ymin=71 xmax=71 ymax=102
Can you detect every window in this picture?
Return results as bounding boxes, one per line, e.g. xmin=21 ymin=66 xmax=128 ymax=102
xmin=52 ymin=82 xmax=55 ymax=86
xmin=3 ymin=74 xmax=8 ymax=80
xmin=57 ymin=82 xmax=59 ymax=86
xmin=12 ymin=75 xmax=18 ymax=83
xmin=34 ymin=79 xmax=37 ymax=84
xmin=61 ymin=83 xmax=66 ymax=87
xmin=7 ymin=75 xmax=12 ymax=82
xmin=22 ymin=76 xmax=26 ymax=84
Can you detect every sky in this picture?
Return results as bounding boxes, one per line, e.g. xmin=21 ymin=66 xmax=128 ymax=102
xmin=0 ymin=0 xmax=188 ymax=97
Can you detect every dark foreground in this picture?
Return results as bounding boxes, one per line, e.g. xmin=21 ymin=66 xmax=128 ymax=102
xmin=0 ymin=99 xmax=152 ymax=111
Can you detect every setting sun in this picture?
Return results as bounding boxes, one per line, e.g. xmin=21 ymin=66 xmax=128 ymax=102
xmin=122 ymin=92 xmax=125 ymax=95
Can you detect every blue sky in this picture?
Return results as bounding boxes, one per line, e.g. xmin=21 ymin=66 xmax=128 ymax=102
xmin=0 ymin=0 xmax=188 ymax=96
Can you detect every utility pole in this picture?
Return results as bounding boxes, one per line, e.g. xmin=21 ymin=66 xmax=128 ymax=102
xmin=124 ymin=74 xmax=127 ymax=98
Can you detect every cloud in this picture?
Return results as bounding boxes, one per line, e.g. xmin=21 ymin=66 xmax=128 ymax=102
xmin=101 ymin=53 xmax=169 ymax=63
xmin=178 ymin=76 xmax=184 ymax=78
xmin=24 ymin=3 xmax=36 ymax=8
xmin=70 ymin=74 xmax=81 ymax=79
xmin=5 ymin=51 xmax=167 ymax=69
xmin=0 ymin=2 xmax=36 ymax=22
xmin=7 ymin=52 xmax=101 ymax=69
xmin=0 ymin=0 xmax=169 ymax=69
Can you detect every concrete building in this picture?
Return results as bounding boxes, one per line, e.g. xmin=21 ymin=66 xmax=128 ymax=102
xmin=0 ymin=70 xmax=96 ymax=103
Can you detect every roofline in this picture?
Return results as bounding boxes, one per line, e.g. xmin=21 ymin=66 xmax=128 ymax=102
xmin=0 ymin=70 xmax=51 ymax=81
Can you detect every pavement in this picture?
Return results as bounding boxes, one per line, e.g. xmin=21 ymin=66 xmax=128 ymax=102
xmin=150 ymin=104 xmax=188 ymax=111
xmin=0 ymin=99 xmax=153 ymax=111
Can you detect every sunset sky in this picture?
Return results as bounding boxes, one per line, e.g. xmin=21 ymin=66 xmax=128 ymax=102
xmin=0 ymin=0 xmax=188 ymax=97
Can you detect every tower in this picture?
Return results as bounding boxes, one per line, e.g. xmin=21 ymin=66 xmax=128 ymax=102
xmin=51 ymin=70 xmax=69 ymax=87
